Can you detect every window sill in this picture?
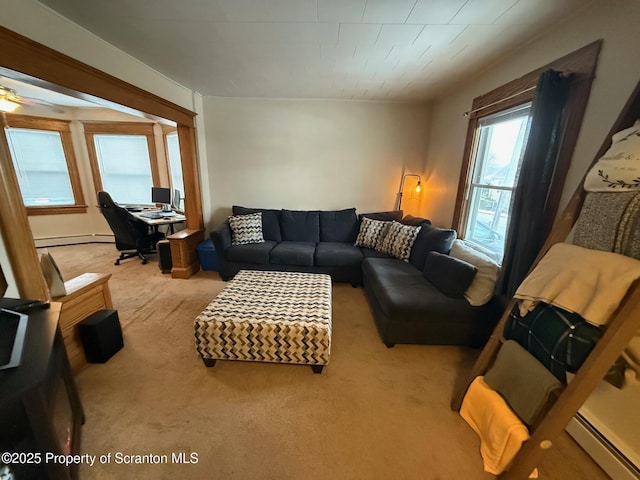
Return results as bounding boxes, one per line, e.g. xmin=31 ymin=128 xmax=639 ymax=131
xmin=26 ymin=205 xmax=88 ymax=216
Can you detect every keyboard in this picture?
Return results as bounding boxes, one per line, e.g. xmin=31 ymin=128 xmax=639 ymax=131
xmin=140 ymin=212 xmax=162 ymax=219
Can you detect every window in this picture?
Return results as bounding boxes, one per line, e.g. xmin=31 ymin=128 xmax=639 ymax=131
xmin=2 ymin=115 xmax=86 ymax=215
xmin=164 ymin=130 xmax=184 ymax=207
xmin=84 ymin=122 xmax=159 ymax=205
xmin=453 ymin=42 xmax=602 ymax=267
xmin=461 ymin=104 xmax=532 ymax=259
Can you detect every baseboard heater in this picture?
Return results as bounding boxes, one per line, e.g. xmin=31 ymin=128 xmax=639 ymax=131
xmin=34 ymin=234 xmax=114 ymax=248
xmin=567 ymin=414 xmax=640 ymax=480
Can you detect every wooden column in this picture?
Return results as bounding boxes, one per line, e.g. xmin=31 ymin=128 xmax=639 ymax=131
xmin=168 ymin=124 xmax=205 ymax=278
xmin=0 ymin=118 xmax=49 ymax=300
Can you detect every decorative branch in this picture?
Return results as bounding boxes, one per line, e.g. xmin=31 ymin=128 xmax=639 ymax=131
xmin=597 ymin=170 xmax=640 ymax=189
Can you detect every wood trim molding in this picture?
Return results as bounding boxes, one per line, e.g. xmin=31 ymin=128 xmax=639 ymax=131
xmin=82 ymin=121 xmax=162 ymax=193
xmin=84 ymin=130 xmax=103 ymax=194
xmin=452 ymin=40 xmax=602 ymax=233
xmin=178 ymin=125 xmax=204 ymax=231
xmin=147 ymin=134 xmax=161 ymax=187
xmin=26 ymin=205 xmax=88 ymax=216
xmin=2 ymin=114 xmax=71 ymax=132
xmin=82 ymin=121 xmax=155 ymax=135
xmin=0 ymin=26 xmax=196 ymax=126
xmin=2 ymin=114 xmax=87 ymax=216
xmin=161 ymin=124 xmax=177 ymax=135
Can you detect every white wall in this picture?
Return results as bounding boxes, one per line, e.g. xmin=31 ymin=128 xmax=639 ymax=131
xmin=423 ymin=0 xmax=640 ymax=228
xmin=203 ymin=97 xmax=430 ymax=226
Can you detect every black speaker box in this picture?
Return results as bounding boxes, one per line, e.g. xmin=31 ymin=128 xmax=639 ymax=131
xmin=157 ymin=239 xmax=172 ymax=274
xmin=78 ymin=309 xmax=124 ymax=363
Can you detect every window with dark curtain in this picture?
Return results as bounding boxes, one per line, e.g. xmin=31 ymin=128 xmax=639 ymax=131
xmin=452 ymin=41 xmax=602 ymax=302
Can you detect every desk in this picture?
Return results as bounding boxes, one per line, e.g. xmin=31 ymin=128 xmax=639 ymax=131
xmin=131 ymin=210 xmax=186 ymax=234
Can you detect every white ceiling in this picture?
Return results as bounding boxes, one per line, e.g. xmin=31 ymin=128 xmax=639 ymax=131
xmin=36 ymin=0 xmax=589 ymax=102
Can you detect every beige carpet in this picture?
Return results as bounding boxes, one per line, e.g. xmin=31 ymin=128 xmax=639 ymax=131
xmin=44 ymin=243 xmax=609 ymax=480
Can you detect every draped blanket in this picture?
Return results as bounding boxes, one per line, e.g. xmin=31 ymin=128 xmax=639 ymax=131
xmin=514 ymin=242 xmax=640 ymax=383
xmin=514 ymin=243 xmax=640 ymax=326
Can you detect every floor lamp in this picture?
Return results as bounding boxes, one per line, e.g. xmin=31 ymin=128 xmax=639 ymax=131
xmin=396 ymin=173 xmax=422 ymax=210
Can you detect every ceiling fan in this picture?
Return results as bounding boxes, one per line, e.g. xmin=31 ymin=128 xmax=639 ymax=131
xmin=0 ymin=83 xmax=64 ymax=113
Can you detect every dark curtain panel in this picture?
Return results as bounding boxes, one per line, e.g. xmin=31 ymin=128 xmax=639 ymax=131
xmin=497 ymin=69 xmax=572 ymax=298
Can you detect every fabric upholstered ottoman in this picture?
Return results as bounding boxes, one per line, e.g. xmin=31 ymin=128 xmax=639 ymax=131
xmin=194 ymin=270 xmax=332 ymax=373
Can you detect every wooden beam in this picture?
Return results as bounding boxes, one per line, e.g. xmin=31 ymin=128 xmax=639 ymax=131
xmin=0 ymin=26 xmax=195 ymax=126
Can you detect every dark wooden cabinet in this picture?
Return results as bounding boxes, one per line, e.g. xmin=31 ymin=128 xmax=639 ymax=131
xmin=0 ymin=302 xmax=84 ymax=480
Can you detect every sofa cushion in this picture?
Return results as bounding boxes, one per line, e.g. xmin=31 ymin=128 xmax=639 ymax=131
xmin=315 ymin=242 xmax=364 ymax=267
xmin=363 ymin=258 xmax=477 ymax=323
xmin=354 ymin=217 xmax=391 ymax=250
xmin=270 ymin=241 xmax=316 ymax=266
xmin=360 ymin=247 xmax=394 ymax=259
xmin=226 ymin=241 xmax=277 ymax=264
xmin=409 ymin=224 xmax=457 ymax=270
xmin=359 ymin=210 xmax=403 ymax=222
xmin=378 ymin=221 xmax=422 ymax=262
xmin=401 ymin=214 xmax=432 ymax=226
xmin=319 ymin=208 xmax=359 ymax=243
xmin=423 ymin=251 xmax=477 ymax=298
xmin=280 ymin=210 xmax=320 ymax=242
xmin=449 ymin=239 xmax=499 ymax=307
xmin=233 ymin=205 xmax=282 ymax=241
xmin=229 ymin=212 xmax=265 ymax=245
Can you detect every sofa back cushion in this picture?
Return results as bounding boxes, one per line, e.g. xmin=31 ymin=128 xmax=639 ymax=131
xmin=358 ymin=210 xmax=403 ymax=222
xmin=280 ymin=209 xmax=320 ymax=242
xmin=401 ymin=214 xmax=432 ymax=226
xmin=423 ymin=251 xmax=477 ymax=298
xmin=409 ymin=224 xmax=457 ymax=270
xmin=319 ymin=208 xmax=359 ymax=243
xmin=232 ymin=205 xmax=282 ymax=241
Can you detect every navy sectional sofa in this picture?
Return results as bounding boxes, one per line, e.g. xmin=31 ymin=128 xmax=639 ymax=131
xmin=211 ymin=206 xmax=500 ymax=348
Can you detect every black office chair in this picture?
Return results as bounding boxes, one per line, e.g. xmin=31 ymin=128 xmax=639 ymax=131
xmin=97 ymin=191 xmax=165 ymax=265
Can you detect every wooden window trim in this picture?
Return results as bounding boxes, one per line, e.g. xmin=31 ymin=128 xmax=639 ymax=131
xmin=162 ymin=128 xmax=179 ymax=191
xmin=452 ymin=40 xmax=603 ymax=235
xmin=83 ymin=121 xmax=161 ymax=194
xmin=2 ymin=114 xmax=87 ymax=215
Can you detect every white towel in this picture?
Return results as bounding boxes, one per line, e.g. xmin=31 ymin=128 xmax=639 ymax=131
xmin=514 ymin=243 xmax=640 ymax=327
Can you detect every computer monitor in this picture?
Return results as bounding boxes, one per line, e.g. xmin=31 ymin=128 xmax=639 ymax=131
xmin=152 ymin=187 xmax=172 ymax=211
xmin=172 ymin=189 xmax=181 ymax=211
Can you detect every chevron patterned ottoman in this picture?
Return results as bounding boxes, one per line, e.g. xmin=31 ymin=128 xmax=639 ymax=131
xmin=194 ymin=270 xmax=332 ymax=373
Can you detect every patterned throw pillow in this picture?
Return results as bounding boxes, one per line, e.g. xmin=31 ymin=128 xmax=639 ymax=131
xmin=229 ymin=212 xmax=265 ymax=245
xmin=379 ymin=221 xmax=422 ymax=261
xmin=354 ymin=217 xmax=390 ymax=250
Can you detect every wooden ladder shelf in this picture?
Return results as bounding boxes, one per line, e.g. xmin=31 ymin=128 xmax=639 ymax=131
xmin=450 ymin=77 xmax=640 ymax=479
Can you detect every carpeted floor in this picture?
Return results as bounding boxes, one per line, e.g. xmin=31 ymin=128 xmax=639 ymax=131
xmin=44 ymin=243 xmax=609 ymax=480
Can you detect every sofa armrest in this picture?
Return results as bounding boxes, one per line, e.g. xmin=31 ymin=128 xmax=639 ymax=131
xmin=211 ymin=222 xmax=232 ymax=280
xmin=211 ymin=221 xmax=232 ymax=250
